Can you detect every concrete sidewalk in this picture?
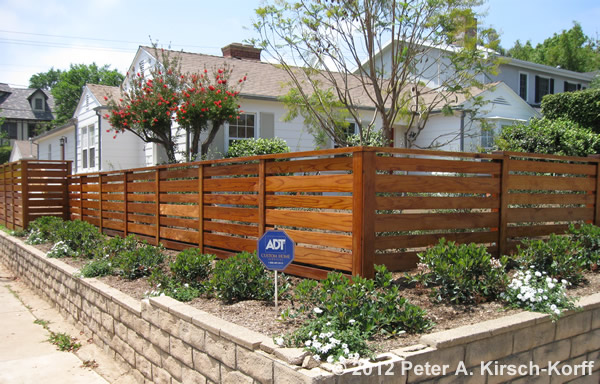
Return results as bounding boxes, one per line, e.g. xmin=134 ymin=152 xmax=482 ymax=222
xmin=0 ymin=264 xmax=137 ymax=384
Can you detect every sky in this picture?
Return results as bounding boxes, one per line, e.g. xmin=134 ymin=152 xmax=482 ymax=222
xmin=1 ymin=0 xmax=599 ymax=88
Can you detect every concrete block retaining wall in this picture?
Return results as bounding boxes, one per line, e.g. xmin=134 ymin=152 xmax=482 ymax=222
xmin=1 ymin=231 xmax=599 ymax=383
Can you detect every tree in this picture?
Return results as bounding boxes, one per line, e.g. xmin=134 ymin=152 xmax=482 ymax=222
xmin=30 ymin=63 xmax=124 ymax=127
xmin=107 ymin=48 xmax=245 ymax=163
xmin=251 ymin=0 xmax=500 ymax=148
xmin=506 ymin=22 xmax=600 ymax=72
xmin=176 ymin=66 xmax=246 ymax=159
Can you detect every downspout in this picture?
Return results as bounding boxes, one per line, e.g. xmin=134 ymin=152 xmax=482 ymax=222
xmin=460 ymin=110 xmax=466 ymax=152
xmin=95 ymin=109 xmax=102 ymax=171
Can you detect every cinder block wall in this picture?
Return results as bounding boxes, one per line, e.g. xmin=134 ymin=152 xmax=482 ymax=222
xmin=1 ymin=231 xmax=599 ymax=384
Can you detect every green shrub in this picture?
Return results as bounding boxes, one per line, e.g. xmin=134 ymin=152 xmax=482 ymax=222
xmin=94 ymin=234 xmax=139 ymax=261
xmin=80 ymin=258 xmax=114 ymax=278
xmin=495 ymin=117 xmax=600 ymax=157
xmin=210 ymin=251 xmax=274 ymax=303
xmin=502 ymin=268 xmax=577 ymax=320
xmin=413 ymin=239 xmax=508 ymax=304
xmin=170 ymin=248 xmax=214 ymax=287
xmin=118 ymin=242 xmax=165 ymax=280
xmin=147 ymin=269 xmax=202 ymax=302
xmin=516 ymin=234 xmax=587 ymax=285
xmin=0 ymin=146 xmax=11 ymax=164
xmin=26 ymin=216 xmax=65 ymax=244
xmin=567 ymin=223 xmax=600 ymax=270
xmin=225 ymin=137 xmax=289 ymax=158
xmin=46 ymin=241 xmax=74 ymax=258
xmin=542 ymin=88 xmax=600 ymax=132
xmin=281 ymin=265 xmax=432 ymax=362
xmin=55 ymin=220 xmax=105 ymax=258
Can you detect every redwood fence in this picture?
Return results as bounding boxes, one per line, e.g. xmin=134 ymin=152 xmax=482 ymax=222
xmin=3 ymin=148 xmax=599 ymax=279
xmin=0 ymin=160 xmax=71 ymax=230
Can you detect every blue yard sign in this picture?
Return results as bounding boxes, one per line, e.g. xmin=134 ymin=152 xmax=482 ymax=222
xmin=257 ymin=230 xmax=295 ymax=271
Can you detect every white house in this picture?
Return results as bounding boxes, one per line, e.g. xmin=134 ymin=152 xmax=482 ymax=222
xmin=32 ymin=120 xmax=75 ymax=172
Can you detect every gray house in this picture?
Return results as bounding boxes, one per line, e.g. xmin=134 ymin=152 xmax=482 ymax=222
xmin=489 ymin=58 xmax=595 ymax=107
xmin=0 ymin=83 xmax=55 ymax=146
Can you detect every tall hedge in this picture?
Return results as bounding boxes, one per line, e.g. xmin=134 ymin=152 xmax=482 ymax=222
xmin=541 ymin=88 xmax=600 ymax=132
xmin=495 ymin=117 xmax=600 ymax=157
xmin=225 ymin=138 xmax=290 ymax=158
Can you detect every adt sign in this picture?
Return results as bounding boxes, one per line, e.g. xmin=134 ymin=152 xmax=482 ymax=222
xmin=257 ymin=230 xmax=295 ymax=271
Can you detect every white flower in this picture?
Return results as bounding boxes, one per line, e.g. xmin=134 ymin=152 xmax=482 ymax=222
xmin=348 ymin=319 xmax=356 ymax=324
xmin=327 ymin=355 xmax=334 ymax=364
xmin=275 ymin=337 xmax=284 ymax=346
xmin=535 ymin=271 xmax=542 ymax=277
xmin=313 ymin=355 xmax=321 ymax=362
xmin=313 ymin=307 xmax=323 ymax=314
xmin=305 ymin=340 xmax=311 ymax=347
xmin=548 ymin=282 xmax=555 ymax=289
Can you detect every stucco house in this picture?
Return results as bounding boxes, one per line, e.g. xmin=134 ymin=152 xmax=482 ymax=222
xmin=0 ymin=83 xmax=55 ymax=146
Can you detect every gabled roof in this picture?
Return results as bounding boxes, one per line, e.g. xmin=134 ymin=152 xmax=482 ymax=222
xmin=503 ymin=57 xmax=595 ymax=82
xmin=137 ymin=46 xmax=377 ymax=109
xmin=11 ymin=140 xmax=38 ymax=160
xmin=0 ymin=85 xmax=55 ymax=121
xmin=87 ymin=84 xmax=121 ymax=107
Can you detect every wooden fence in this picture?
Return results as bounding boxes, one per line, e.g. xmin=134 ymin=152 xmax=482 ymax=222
xmin=0 ymin=160 xmax=71 ymax=230
xmin=3 ymin=148 xmax=598 ymax=279
xmin=65 ymin=147 xmax=600 ymax=279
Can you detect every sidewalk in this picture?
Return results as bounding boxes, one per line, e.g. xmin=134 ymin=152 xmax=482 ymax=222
xmin=0 ymin=263 xmax=137 ymax=384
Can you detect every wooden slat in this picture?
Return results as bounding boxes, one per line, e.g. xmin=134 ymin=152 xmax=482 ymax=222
xmin=127 ymin=181 xmax=154 ymax=192
xmin=285 ymin=229 xmax=352 ymax=249
xmin=280 ymin=264 xmax=332 ymax=280
xmin=26 ymin=163 xmax=69 ymax=170
xmin=375 ymin=212 xmax=498 ymax=232
xmin=127 ymin=213 xmax=156 ymax=224
xmin=128 ymin=193 xmax=158 ymax=202
xmin=204 ymin=163 xmax=258 ymax=177
xmin=266 ymin=194 xmax=352 ymax=210
xmin=203 ymin=177 xmax=258 ymax=192
xmin=266 ymin=174 xmax=353 ymax=193
xmin=128 ymin=202 xmax=155 ymax=214
xmin=159 ymin=167 xmax=197 ymax=180
xmin=266 ymin=209 xmax=352 ymax=232
xmin=506 ymin=207 xmax=593 ymax=223
xmin=266 ymin=157 xmax=353 ymax=174
xmin=160 ymin=179 xmax=198 ymax=192
xmin=374 ymin=252 xmax=421 ymax=272
xmin=508 ymin=159 xmax=596 ymax=175
xmin=102 ymin=220 xmax=125 ymax=231
xmin=507 ymin=193 xmax=594 ymax=206
xmin=204 ymin=233 xmax=256 ymax=252
xmin=28 ymin=185 xmax=66 ymax=193
xmin=376 ymin=156 xmax=501 ymax=174
xmin=127 ymin=172 xmax=155 ymax=182
xmin=375 ymin=196 xmax=500 ymax=210
xmin=27 ymin=170 xmax=69 ymax=178
xmin=203 ymin=193 xmax=257 ymax=206
xmin=294 ymin=247 xmax=352 ymax=272
xmin=506 ymin=224 xmax=571 ymax=238
xmin=204 ymin=221 xmax=259 ymax=237
xmin=204 ymin=206 xmax=258 ymax=222
xmin=160 ymin=204 xmax=199 ymax=218
xmin=101 ymin=184 xmax=124 ymax=193
xmin=127 ymin=222 xmax=155 ymax=237
xmin=160 ymin=193 xmax=198 ymax=204
xmin=375 ymin=231 xmax=498 ymax=250
xmin=160 ymin=227 xmax=198 ymax=244
xmin=161 ymin=216 xmax=198 ymax=229
xmin=376 ymin=175 xmax=500 ymax=194
xmin=507 ymin=175 xmax=595 ymax=191
xmin=102 ymin=211 xmax=124 ymax=220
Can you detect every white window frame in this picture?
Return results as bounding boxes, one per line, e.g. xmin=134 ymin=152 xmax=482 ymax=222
xmin=80 ymin=124 xmax=97 ymax=170
xmin=225 ymin=112 xmax=258 ymax=152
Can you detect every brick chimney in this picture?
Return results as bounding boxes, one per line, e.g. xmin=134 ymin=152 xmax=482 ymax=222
xmin=221 ymin=43 xmax=262 ymax=61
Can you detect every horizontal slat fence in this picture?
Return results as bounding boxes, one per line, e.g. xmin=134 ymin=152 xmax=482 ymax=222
xmin=0 ymin=160 xmax=71 ymax=230
xmin=0 ymin=148 xmax=587 ymax=279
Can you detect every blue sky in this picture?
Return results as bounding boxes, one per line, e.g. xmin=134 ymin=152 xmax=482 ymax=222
xmin=1 ymin=0 xmax=598 ymax=88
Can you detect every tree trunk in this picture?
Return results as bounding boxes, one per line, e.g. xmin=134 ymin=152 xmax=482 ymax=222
xmin=201 ymin=121 xmax=222 ymax=157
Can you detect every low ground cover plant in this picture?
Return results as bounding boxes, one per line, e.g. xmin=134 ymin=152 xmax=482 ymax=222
xmin=412 ymin=239 xmax=508 ymax=304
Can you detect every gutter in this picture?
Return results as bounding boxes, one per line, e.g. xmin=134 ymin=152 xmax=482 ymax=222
xmin=95 ymin=107 xmax=105 ymax=172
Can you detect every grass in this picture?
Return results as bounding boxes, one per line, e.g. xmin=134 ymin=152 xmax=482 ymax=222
xmin=48 ymin=331 xmax=81 ymax=352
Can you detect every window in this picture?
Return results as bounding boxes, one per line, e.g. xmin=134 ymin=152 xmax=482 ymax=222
xmin=564 ymin=81 xmax=580 ymax=92
xmin=228 ymin=113 xmax=255 ymax=146
xmin=89 ymin=148 xmax=96 ymax=168
xmin=519 ymin=73 xmax=528 ymax=101
xmin=34 ymin=98 xmax=44 ymax=111
xmin=535 ymin=76 xmax=554 ymax=104
xmin=82 ymin=149 xmax=88 ymax=169
xmin=334 ymin=122 xmax=357 ymax=148
xmin=2 ymin=122 xmax=17 ymax=140
xmin=480 ymin=127 xmax=494 ymax=149
xmin=139 ymin=59 xmax=145 ymax=76
xmin=48 ymin=144 xmax=52 ymax=160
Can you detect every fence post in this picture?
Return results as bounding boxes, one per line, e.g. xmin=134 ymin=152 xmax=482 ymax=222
xmin=258 ymin=159 xmax=266 ymax=237
xmin=64 ymin=162 xmax=72 ymax=221
xmin=1 ymin=164 xmax=6 ymax=227
xmin=21 ymin=161 xmax=29 ymax=230
xmin=9 ymin=162 xmax=14 ymax=230
xmin=98 ymin=173 xmax=103 ymax=234
xmin=123 ymin=171 xmax=128 ymax=237
xmin=352 ymin=149 xmax=376 ymax=278
xmin=155 ymin=169 xmax=160 ymax=246
xmin=588 ymin=155 xmax=600 ymax=226
xmin=496 ymin=152 xmax=510 ymax=257
xmin=79 ymin=175 xmax=84 ymax=222
xmin=197 ymin=165 xmax=204 ymax=253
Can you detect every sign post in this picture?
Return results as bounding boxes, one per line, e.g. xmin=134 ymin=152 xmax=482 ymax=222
xmin=257 ymin=230 xmax=295 ymax=309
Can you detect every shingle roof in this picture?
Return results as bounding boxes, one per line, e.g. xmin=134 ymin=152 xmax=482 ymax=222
xmin=141 ymin=46 xmax=378 ymax=109
xmin=86 ymin=84 xmax=121 ymax=106
xmin=12 ymin=140 xmax=38 ymax=159
xmin=0 ymin=85 xmax=55 ymax=121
